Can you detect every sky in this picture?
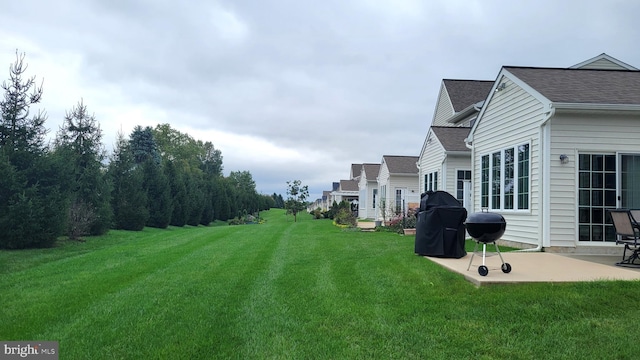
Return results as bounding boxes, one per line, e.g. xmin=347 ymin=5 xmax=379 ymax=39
xmin=1 ymin=0 xmax=640 ymax=201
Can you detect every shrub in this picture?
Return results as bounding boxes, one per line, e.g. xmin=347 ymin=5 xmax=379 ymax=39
xmin=384 ymin=208 xmax=418 ymax=234
xmin=311 ymin=208 xmax=324 ymax=219
xmin=334 ymin=208 xmax=357 ymax=227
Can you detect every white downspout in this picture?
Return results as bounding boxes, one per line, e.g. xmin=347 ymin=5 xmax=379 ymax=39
xmin=441 ymin=156 xmax=447 ymax=191
xmin=518 ymin=106 xmax=555 ymax=252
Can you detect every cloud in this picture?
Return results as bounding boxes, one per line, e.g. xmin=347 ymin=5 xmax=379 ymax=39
xmin=1 ymin=0 xmax=640 ymax=201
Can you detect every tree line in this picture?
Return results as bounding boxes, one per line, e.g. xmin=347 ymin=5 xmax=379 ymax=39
xmin=0 ymin=52 xmax=279 ymax=249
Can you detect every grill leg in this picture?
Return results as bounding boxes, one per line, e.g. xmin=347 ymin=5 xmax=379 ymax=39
xmin=494 ymin=241 xmax=506 ymax=265
xmin=467 ymin=241 xmax=479 ymax=271
xmin=482 ymin=243 xmax=487 ymax=266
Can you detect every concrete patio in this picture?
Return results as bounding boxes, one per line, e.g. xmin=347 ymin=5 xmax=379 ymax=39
xmin=424 ymin=251 xmax=640 ymax=286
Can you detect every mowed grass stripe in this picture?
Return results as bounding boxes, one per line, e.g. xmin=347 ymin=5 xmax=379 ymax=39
xmin=4 ymin=210 xmax=640 ymax=359
xmin=230 ymin=219 xmax=461 ymax=359
xmin=53 ymin=224 xmax=285 ymax=359
xmin=1 ymin=220 xmax=286 ymax=358
xmin=2 ymin=227 xmax=228 ymax=338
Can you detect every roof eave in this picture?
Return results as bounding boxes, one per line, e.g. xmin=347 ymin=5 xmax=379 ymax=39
xmin=446 ymin=101 xmax=483 ymax=124
xmin=444 ymin=150 xmax=471 ymax=156
xmin=389 ymin=173 xmax=419 ymax=176
xmin=553 ymin=102 xmax=640 ymax=112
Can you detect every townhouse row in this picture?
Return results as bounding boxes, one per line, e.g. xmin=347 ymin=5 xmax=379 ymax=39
xmin=312 ymin=53 xmax=640 ymax=253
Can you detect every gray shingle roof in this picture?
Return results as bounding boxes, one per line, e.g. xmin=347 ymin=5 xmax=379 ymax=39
xmin=383 ymin=155 xmax=419 ymax=174
xmin=363 ymin=163 xmax=381 ymax=180
xmin=431 ymin=126 xmax=471 ymax=152
xmin=340 ymin=179 xmax=359 ymax=191
xmin=505 ymin=66 xmax=640 ymax=104
xmin=350 ymin=163 xmax=363 ymax=179
xmin=443 ymin=79 xmax=494 ymax=112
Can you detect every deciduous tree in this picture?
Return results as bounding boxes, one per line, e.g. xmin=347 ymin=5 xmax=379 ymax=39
xmin=285 ymin=180 xmax=309 ymax=222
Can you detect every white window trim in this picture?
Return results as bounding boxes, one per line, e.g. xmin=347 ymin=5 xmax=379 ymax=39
xmin=456 ymin=169 xmax=471 ymax=202
xmin=481 ymin=143 xmax=531 ymax=212
xmin=425 ymin=171 xmax=438 ymax=192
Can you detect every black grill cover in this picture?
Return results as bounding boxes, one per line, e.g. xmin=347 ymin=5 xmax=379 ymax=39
xmin=414 ymin=191 xmax=467 ymax=258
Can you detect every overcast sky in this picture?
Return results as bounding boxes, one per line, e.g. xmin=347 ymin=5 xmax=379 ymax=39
xmin=1 ymin=0 xmax=639 ymax=200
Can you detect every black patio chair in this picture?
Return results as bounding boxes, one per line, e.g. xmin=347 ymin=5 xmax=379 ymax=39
xmin=608 ymin=209 xmax=640 ymax=267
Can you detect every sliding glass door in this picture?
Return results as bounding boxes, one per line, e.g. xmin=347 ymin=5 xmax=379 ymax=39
xmin=621 ymin=154 xmax=640 ymax=209
xmin=578 ymin=153 xmax=640 ymax=242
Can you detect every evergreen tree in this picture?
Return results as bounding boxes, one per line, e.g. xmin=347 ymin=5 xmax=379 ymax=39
xmin=55 ymin=99 xmax=112 ymax=238
xmin=225 ymin=178 xmax=238 ymax=219
xmin=260 ymin=194 xmax=275 ymax=210
xmin=108 ymin=132 xmax=148 ymax=231
xmin=143 ymin=158 xmax=172 ymax=228
xmin=215 ymin=177 xmax=232 ymax=221
xmin=0 ymin=52 xmax=67 ymax=248
xmin=199 ymin=175 xmax=215 ymax=226
xmin=129 ymin=126 xmax=172 ymax=228
xmin=185 ymin=171 xmax=205 ymax=226
xmin=166 ymin=159 xmax=188 ymax=227
xmin=271 ymin=193 xmax=285 ymax=208
xmin=130 ymin=125 xmax=160 ymax=165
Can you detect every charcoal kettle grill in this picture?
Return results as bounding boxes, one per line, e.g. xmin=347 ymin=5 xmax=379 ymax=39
xmin=465 ymin=209 xmax=512 ymax=276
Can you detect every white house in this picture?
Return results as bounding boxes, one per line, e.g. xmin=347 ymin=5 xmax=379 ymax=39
xmin=418 ymin=127 xmax=475 ymax=213
xmin=417 ymin=79 xmax=493 ymax=214
xmin=330 ymin=179 xmax=359 ymax=206
xmin=358 ymin=163 xmax=381 ymax=219
xmin=430 ymin=79 xmax=494 ymax=127
xmin=466 ymin=53 xmax=640 ymax=253
xmin=376 ymin=155 xmax=420 ymax=221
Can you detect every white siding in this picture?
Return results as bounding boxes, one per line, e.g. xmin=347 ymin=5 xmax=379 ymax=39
xmin=418 ymin=131 xmax=472 ymax=197
xmin=576 ymin=58 xmax=630 ymax=70
xmin=432 ymin=84 xmax=455 ymax=126
xmin=358 ymin=173 xmax=368 ymax=219
xmin=366 ymin=180 xmax=378 ymax=219
xmin=446 ymin=155 xmax=471 ymax=195
xmin=391 ymin=175 xmax=421 ymax=209
xmin=376 ymin=162 xmax=419 ymax=219
xmin=418 ymin=136 xmax=444 ymax=192
xmin=549 ymin=112 xmax=640 ymax=247
xmin=358 ymin=172 xmax=378 ymax=220
xmin=377 ymin=162 xmax=391 ymax=220
xmin=472 ymin=77 xmax=545 ymax=246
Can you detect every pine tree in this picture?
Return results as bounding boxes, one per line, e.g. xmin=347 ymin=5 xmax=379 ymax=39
xmin=166 ymin=159 xmax=188 ymax=227
xmin=143 ymin=158 xmax=172 ymax=228
xmin=185 ymin=172 xmax=205 ymax=226
xmin=0 ymin=51 xmax=67 ymax=248
xmin=55 ymin=99 xmax=112 ymax=238
xmin=108 ymin=132 xmax=148 ymax=231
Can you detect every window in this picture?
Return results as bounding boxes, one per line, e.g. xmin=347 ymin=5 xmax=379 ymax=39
xmin=372 ymin=189 xmax=377 ymax=209
xmin=433 ymin=172 xmax=438 ymax=191
xmin=491 ymin=152 xmax=501 ymax=209
xmin=395 ymin=189 xmax=403 ymax=213
xmin=481 ymin=156 xmax=489 ymax=208
xmin=425 ymin=171 xmax=438 ymax=192
xmin=480 ymin=143 xmax=530 ymax=210
xmin=504 ymin=149 xmax=514 ymax=209
xmin=456 ymin=170 xmax=471 ymax=204
xmin=517 ymin=145 xmax=530 ymax=209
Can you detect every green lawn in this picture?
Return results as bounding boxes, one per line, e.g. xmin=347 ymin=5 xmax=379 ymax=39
xmin=1 ymin=209 xmax=639 ymax=359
